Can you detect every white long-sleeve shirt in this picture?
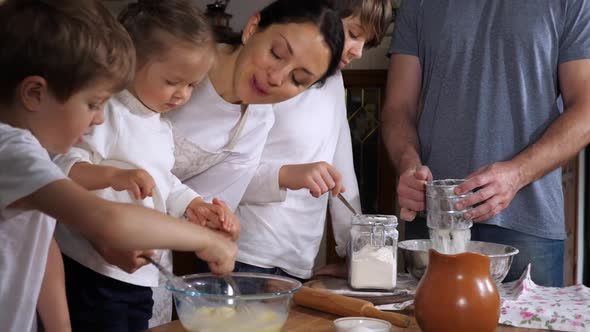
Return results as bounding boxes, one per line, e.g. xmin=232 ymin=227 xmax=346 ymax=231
xmin=236 ymin=72 xmax=361 ymax=279
xmin=165 ymin=77 xmax=275 ymax=211
xmin=53 ymin=90 xmax=199 ymax=286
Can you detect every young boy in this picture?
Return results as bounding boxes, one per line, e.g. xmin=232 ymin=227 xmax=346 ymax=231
xmin=0 ymin=1 xmax=236 ymax=331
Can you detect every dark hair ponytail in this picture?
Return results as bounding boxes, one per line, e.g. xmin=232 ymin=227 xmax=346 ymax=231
xmin=217 ymin=0 xmax=344 ymax=86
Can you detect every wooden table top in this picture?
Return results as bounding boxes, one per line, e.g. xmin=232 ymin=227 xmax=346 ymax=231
xmin=145 ymin=305 xmax=542 ymax=332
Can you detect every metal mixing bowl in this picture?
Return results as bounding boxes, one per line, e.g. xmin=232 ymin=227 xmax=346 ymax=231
xmin=167 ymin=272 xmax=301 ymax=332
xmin=398 ymin=239 xmax=519 ymax=283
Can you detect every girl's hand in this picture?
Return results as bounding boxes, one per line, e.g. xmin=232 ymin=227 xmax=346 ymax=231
xmin=110 ymin=169 xmax=155 ymax=200
xmin=212 ymin=198 xmax=240 ymax=241
xmin=185 ymin=198 xmax=240 ymax=241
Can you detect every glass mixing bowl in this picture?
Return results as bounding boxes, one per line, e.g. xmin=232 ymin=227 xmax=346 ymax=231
xmin=167 ymin=272 xmax=301 ymax=332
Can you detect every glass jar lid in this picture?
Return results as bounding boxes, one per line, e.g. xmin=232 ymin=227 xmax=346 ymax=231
xmin=352 ymin=214 xmax=398 ymax=227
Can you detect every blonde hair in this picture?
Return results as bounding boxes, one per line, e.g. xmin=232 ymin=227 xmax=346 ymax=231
xmin=334 ymin=0 xmax=393 ymax=48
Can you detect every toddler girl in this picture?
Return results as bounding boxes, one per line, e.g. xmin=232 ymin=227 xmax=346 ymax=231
xmin=53 ymin=0 xmax=237 ymax=330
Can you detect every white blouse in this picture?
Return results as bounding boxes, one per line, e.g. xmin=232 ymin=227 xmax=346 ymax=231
xmin=236 ymin=72 xmax=362 ymax=279
xmin=165 ymin=76 xmax=275 ymax=211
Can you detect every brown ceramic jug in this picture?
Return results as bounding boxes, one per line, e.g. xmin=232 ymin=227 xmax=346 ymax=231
xmin=414 ymin=249 xmax=500 ymax=332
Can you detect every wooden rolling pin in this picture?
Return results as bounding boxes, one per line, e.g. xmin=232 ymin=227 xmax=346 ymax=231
xmin=293 ymin=286 xmax=411 ymax=328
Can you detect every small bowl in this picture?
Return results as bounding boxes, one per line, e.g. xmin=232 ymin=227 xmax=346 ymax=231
xmin=167 ymin=272 xmax=301 ymax=332
xmin=334 ymin=317 xmax=392 ymax=332
xmin=398 ymin=239 xmax=519 ymax=284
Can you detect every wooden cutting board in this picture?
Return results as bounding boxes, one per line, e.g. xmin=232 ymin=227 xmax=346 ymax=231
xmin=304 ymin=274 xmax=417 ymax=305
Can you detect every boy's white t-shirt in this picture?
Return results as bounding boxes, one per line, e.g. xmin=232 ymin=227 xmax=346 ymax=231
xmin=0 ymin=122 xmax=66 ymax=332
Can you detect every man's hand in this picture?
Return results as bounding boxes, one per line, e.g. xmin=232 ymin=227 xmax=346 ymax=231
xmin=279 ymin=162 xmax=345 ymax=198
xmin=454 ymin=161 xmax=523 ymax=222
xmin=397 ymin=165 xmax=432 ymax=221
xmin=110 ymin=169 xmax=155 ymax=200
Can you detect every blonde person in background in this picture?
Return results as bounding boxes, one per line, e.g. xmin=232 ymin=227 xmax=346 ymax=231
xmin=52 ymin=1 xmax=238 ymax=330
xmin=234 ymin=0 xmax=392 ymax=281
xmin=0 ymin=1 xmax=236 ymax=332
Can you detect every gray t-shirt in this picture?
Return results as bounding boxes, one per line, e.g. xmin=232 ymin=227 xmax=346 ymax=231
xmin=390 ymin=0 xmax=590 ymax=239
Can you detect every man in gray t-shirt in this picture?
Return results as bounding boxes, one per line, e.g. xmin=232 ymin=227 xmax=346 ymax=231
xmin=383 ymin=0 xmax=590 ymax=286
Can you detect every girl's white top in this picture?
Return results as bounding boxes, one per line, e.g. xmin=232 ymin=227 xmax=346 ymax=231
xmin=53 ymin=90 xmax=199 ymax=287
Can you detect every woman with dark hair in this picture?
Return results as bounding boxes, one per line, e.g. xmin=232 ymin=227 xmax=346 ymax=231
xmin=166 ymin=0 xmax=344 ymax=212
xmin=235 ymin=0 xmax=393 ymax=281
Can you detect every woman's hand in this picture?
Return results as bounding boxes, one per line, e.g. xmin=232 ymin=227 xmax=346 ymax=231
xmin=279 ymin=162 xmax=345 ymax=198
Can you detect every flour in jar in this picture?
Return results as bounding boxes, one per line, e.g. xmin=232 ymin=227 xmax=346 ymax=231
xmin=350 ymin=244 xmax=396 ymax=289
xmin=429 ymin=228 xmax=471 ymax=254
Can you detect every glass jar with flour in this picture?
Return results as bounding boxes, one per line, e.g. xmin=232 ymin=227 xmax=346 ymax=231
xmin=348 ymin=214 xmax=398 ymax=290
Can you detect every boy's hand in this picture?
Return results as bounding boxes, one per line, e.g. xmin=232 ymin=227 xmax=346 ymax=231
xmin=7 ymin=197 xmax=33 ymax=210
xmin=93 ymin=245 xmax=156 ymax=273
xmin=279 ymin=162 xmax=345 ymax=198
xmin=110 ymin=169 xmax=155 ymax=200
xmin=194 ymin=231 xmax=237 ymax=275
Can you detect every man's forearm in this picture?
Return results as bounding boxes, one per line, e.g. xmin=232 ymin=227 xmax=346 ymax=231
xmin=511 ymin=103 xmax=590 ymax=188
xmin=382 ymin=110 xmax=422 ymax=174
xmin=382 ymin=54 xmax=424 ymax=175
